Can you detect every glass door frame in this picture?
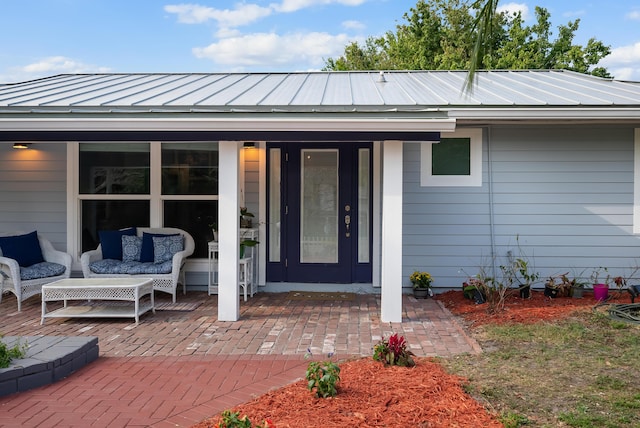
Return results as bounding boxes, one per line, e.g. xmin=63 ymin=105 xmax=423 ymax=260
xmin=266 ymin=142 xmax=373 ymax=283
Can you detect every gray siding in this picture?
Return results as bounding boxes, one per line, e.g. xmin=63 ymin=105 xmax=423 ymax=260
xmin=0 ymin=144 xmax=67 ymax=251
xmin=403 ymin=126 xmax=640 ymax=289
xmin=243 ymin=149 xmax=260 ymax=220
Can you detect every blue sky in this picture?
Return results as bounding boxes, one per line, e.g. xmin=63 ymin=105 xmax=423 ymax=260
xmin=1 ymin=0 xmax=639 ymax=83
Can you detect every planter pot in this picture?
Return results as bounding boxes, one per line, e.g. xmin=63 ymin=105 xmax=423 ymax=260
xmin=413 ymin=288 xmax=430 ymax=299
xmin=519 ymin=285 xmax=531 ymax=299
xmin=212 ymin=230 xmax=218 ymax=242
xmin=593 ymin=283 xmax=609 ymax=302
xmin=544 ymin=285 xmax=559 ymax=298
xmin=471 ymin=289 xmax=485 ymax=304
xmin=571 ymin=286 xmax=584 ymax=299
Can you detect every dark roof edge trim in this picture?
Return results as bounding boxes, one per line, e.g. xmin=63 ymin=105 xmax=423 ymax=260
xmin=0 ymin=130 xmax=441 ymax=142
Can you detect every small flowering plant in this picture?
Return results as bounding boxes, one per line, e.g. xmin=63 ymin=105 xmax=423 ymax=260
xmin=305 ymin=349 xmax=341 ymax=398
xmin=410 ymin=271 xmax=433 ymax=289
xmin=217 ymin=410 xmax=275 ymax=428
xmin=373 ymin=333 xmax=415 ymax=367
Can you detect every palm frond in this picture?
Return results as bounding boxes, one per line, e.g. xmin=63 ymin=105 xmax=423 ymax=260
xmin=465 ymin=0 xmax=499 ymax=93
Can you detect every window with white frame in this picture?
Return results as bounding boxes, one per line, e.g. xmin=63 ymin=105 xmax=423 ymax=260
xmin=420 ymin=128 xmax=482 ymax=187
xmin=77 ymin=142 xmax=218 ymax=258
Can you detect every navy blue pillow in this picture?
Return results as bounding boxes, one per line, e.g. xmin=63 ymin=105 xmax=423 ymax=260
xmin=0 ymin=231 xmax=44 ymax=267
xmin=98 ymin=227 xmax=136 ymax=260
xmin=140 ymin=232 xmax=179 ymax=263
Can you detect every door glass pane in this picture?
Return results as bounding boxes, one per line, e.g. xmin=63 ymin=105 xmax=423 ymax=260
xmin=79 ymin=143 xmax=150 ymax=194
xmin=358 ymin=149 xmax=370 ymax=263
xmin=161 ymin=142 xmax=219 ymax=195
xmin=300 ymin=149 xmax=338 ymax=263
xmin=269 ymin=149 xmax=281 ymax=262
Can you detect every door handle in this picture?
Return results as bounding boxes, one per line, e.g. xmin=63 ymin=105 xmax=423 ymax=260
xmin=345 ymin=214 xmax=351 ymax=237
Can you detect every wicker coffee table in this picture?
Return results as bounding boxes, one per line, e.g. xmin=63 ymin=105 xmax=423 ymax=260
xmin=41 ymin=278 xmax=155 ymax=325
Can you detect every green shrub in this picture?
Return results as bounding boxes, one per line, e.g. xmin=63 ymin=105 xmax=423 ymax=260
xmin=0 ymin=335 xmax=27 ymax=368
xmin=305 ymin=351 xmax=340 ymax=398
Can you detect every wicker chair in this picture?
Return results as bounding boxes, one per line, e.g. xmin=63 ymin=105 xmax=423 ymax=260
xmin=0 ymin=232 xmax=72 ymax=311
xmin=80 ymin=227 xmax=195 ymax=303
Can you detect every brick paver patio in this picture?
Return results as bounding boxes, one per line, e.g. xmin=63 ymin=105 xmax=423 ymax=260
xmin=0 ymin=291 xmax=480 ymax=427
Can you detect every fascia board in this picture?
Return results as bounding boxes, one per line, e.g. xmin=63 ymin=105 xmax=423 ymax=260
xmin=448 ymin=107 xmax=640 ymax=121
xmin=0 ymin=116 xmax=457 ymax=133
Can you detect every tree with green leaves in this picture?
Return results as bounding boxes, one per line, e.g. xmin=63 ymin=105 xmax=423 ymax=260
xmin=324 ymin=0 xmax=611 ymax=91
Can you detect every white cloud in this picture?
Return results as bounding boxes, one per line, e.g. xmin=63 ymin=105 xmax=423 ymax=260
xmin=193 ymin=32 xmax=352 ymax=68
xmin=165 ymin=1 xmax=367 ymax=27
xmin=0 ymin=56 xmax=111 ymax=83
xmin=562 ymin=10 xmax=586 ymax=19
xmin=164 ymin=3 xmax=272 ymax=27
xmin=626 ymin=10 xmax=640 ymax=21
xmin=496 ymin=2 xmax=530 ymax=20
xmin=166 ymin=1 xmax=369 ymax=71
xmin=599 ymin=42 xmax=640 ymax=81
xmin=273 ymin=0 xmax=367 ymax=13
xmin=342 ymin=20 xmax=365 ymax=30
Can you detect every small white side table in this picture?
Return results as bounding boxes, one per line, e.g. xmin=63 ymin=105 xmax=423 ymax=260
xmin=208 ymin=240 xmax=256 ymax=301
xmin=208 ymin=241 xmax=219 ymax=295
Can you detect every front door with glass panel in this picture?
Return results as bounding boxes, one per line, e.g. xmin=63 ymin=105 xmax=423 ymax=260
xmin=267 ymin=143 xmax=372 ymax=283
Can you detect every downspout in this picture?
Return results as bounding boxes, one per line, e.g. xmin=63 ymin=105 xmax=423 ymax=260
xmin=486 ymin=126 xmax=497 ymax=277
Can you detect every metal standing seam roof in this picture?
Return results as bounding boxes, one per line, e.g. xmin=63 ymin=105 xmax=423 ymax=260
xmin=1 ymin=70 xmax=640 ymax=115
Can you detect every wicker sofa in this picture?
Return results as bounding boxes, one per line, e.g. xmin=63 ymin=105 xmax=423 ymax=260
xmin=0 ymin=231 xmax=72 ymax=311
xmin=80 ymin=227 xmax=195 ymax=303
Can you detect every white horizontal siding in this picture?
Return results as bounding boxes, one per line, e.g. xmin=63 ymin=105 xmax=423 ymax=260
xmin=0 ymin=144 xmax=67 ymax=251
xmin=403 ymin=126 xmax=640 ymax=289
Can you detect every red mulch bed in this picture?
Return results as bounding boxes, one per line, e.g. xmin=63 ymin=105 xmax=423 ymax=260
xmin=437 ymin=288 xmax=629 ymax=327
xmin=192 ymin=289 xmax=632 ymax=428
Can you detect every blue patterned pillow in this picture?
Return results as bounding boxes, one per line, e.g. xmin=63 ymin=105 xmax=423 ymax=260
xmin=140 ymin=232 xmax=179 ymax=262
xmin=121 ymin=235 xmax=143 ymax=262
xmin=152 ymin=235 xmax=184 ymax=264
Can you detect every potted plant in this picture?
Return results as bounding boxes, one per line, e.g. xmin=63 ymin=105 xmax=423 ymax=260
xmin=410 ymin=271 xmax=432 ymax=299
xmin=208 ymin=222 xmax=218 ymax=241
xmin=544 ymin=273 xmax=575 ymax=298
xmin=239 ymin=237 xmax=259 ymax=258
xmin=240 ymin=207 xmax=254 ymax=228
xmin=462 ymin=278 xmax=486 ymax=304
xmin=590 ymin=267 xmax=618 ymax=302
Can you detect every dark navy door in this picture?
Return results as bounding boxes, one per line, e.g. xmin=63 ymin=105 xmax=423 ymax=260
xmin=266 ymin=142 xmax=372 ymax=283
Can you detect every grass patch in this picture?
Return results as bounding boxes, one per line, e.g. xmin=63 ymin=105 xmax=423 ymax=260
xmin=443 ymin=311 xmax=640 ymax=427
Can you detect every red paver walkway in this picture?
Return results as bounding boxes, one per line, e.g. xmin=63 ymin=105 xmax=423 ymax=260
xmin=0 ymin=291 xmax=480 ymax=427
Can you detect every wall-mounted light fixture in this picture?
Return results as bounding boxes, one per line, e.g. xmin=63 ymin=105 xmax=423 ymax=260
xmin=243 ymin=141 xmax=256 ymax=148
xmin=12 ymin=143 xmax=30 ymax=149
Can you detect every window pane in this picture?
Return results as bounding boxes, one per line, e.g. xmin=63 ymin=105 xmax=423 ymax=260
xmin=358 ymin=149 xmax=370 ymax=263
xmin=81 ymin=200 xmax=150 ymax=252
xmin=162 ymin=142 xmax=218 ymax=195
xmin=268 ymin=149 xmax=281 ymax=262
xmin=164 ymin=200 xmax=218 ymax=258
xmin=300 ymin=149 xmax=338 ymax=264
xmin=432 ymin=138 xmax=470 ymax=175
xmin=79 ymin=143 xmax=150 ymax=194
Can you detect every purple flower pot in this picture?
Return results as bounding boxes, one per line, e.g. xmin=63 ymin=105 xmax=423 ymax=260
xmin=593 ymin=283 xmax=609 ymax=302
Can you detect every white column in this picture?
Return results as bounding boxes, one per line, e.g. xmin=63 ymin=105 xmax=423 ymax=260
xmin=218 ymin=141 xmax=241 ymax=321
xmin=381 ymin=140 xmax=403 ymax=323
